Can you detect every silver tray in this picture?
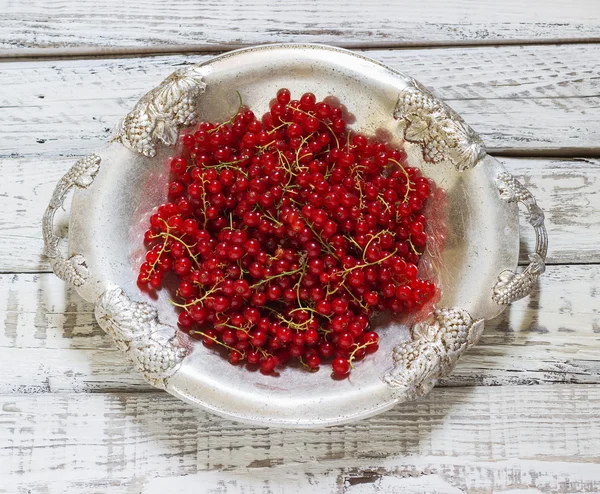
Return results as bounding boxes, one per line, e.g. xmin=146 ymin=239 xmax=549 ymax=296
xmin=43 ymin=44 xmax=547 ymax=428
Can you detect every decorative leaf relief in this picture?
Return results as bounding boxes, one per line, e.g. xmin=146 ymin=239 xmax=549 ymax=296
xmin=394 ymin=78 xmax=486 ymax=172
xmin=95 ymin=287 xmax=188 ymax=389
xmin=383 ymin=308 xmax=484 ymax=401
xmin=113 ymin=66 xmax=207 ymax=157
xmin=403 ymin=114 xmax=430 ymax=142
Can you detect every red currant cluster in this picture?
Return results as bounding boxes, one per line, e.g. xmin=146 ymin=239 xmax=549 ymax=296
xmin=138 ymin=89 xmax=437 ymax=377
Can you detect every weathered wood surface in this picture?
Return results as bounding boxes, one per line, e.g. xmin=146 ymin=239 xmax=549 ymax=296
xmin=1 ymin=6 xmax=599 ymax=490
xmin=2 ymin=0 xmax=600 ymax=55
xmin=2 ymin=156 xmax=597 ymax=273
xmin=1 ymin=386 xmax=599 ymax=493
xmin=1 ymin=264 xmax=598 ymax=394
xmin=2 ymin=44 xmax=600 ymax=159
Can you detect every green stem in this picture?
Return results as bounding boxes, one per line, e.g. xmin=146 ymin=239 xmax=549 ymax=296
xmin=190 ymin=330 xmax=244 ymax=356
xmin=250 ymin=265 xmax=304 ymax=289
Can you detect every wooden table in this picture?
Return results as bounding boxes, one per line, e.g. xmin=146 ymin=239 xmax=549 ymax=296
xmin=1 ymin=2 xmax=599 ymax=492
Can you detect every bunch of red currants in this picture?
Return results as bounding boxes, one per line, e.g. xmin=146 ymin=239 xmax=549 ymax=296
xmin=138 ymin=89 xmax=436 ymax=377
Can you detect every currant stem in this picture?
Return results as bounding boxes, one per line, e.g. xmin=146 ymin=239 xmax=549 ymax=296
xmin=289 ymin=306 xmax=332 ymax=322
xmin=299 ymin=214 xmax=339 ymax=260
xmin=388 ymin=158 xmax=413 ymax=203
xmin=144 ymin=226 xmax=170 ymax=280
xmin=360 ymin=230 xmax=395 ymax=263
xmin=348 ymin=340 xmax=378 ymax=369
xmin=191 ymin=329 xmax=244 ymax=356
xmin=340 ymin=281 xmax=369 ymax=312
xmin=256 ymin=204 xmax=283 ymax=227
xmin=298 ymin=357 xmax=318 ymax=372
xmin=288 ymin=105 xmax=340 ymax=148
xmin=249 ymin=265 xmax=304 ymax=289
xmin=155 ymin=219 xmax=202 ymax=269
xmin=170 ymin=284 xmax=220 ymax=309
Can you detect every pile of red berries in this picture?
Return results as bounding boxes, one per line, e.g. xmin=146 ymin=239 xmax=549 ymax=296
xmin=138 ymin=89 xmax=437 ymax=377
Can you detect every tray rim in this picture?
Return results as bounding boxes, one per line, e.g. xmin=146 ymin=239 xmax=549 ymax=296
xmin=42 ymin=43 xmax=548 ymax=428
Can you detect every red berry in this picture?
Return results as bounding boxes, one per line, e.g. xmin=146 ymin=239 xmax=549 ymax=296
xmin=178 ymin=311 xmax=193 ymax=327
xmin=396 ymin=285 xmax=413 ymax=301
xmin=338 ymin=332 xmax=354 ymax=350
xmin=247 ymin=351 xmax=261 ymax=365
xmin=315 ymin=102 xmax=331 ymax=119
xmin=319 ymin=341 xmax=335 ymax=358
xmin=306 ymin=353 xmax=320 ymax=369
xmin=200 ymin=329 xmax=217 ymax=347
xmin=229 ymin=350 xmax=243 ymax=365
xmin=234 ymin=279 xmax=250 ymax=297
xmin=170 ymin=157 xmax=187 ymax=174
xmin=287 ymin=123 xmax=303 ymax=139
xmin=332 ymin=357 xmax=350 ymax=376
xmin=173 ymin=257 xmax=192 ymax=276
xmin=190 ymin=305 xmax=207 ymax=323
xmin=304 ymin=328 xmax=319 ymax=346
xmin=168 ymin=181 xmax=185 ymax=198
xmin=149 ymin=273 xmax=162 ymax=289
xmin=250 ymin=330 xmax=268 ymax=348
xmin=331 ymin=298 xmax=349 ymax=315
xmin=212 ymin=296 xmax=230 ymax=313
xmin=299 ymin=92 xmax=316 ymax=111
xmin=260 ymin=356 xmax=278 ymax=374
xmin=277 ymin=88 xmax=291 ymax=105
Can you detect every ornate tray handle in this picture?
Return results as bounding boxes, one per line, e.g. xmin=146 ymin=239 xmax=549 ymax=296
xmin=42 ymin=154 xmax=101 ymax=287
xmin=94 ymin=287 xmax=188 ymax=389
xmin=112 ymin=66 xmax=206 ymax=157
xmin=383 ymin=308 xmax=484 ymax=400
xmin=394 ymin=78 xmax=486 ymax=172
xmin=493 ymin=172 xmax=548 ymax=305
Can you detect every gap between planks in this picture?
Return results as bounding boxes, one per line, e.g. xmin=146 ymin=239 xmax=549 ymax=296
xmin=3 ymin=37 xmax=600 ymax=61
xmin=3 ymin=0 xmax=600 ymax=55
xmin=2 ymin=255 xmax=599 ymax=276
xmin=2 ymin=156 xmax=597 ymax=272
xmin=3 ymin=44 xmax=600 ymax=158
xmin=1 ymin=264 xmax=599 ymax=394
xmin=493 ymin=148 xmax=600 ymax=159
xmin=1 ymin=385 xmax=600 ymax=493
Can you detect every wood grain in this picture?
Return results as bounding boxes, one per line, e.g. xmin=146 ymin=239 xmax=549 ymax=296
xmin=2 ymin=45 xmax=600 ymax=159
xmin=1 ymin=264 xmax=599 ymax=394
xmin=1 ymin=386 xmax=599 ymax=492
xmin=1 ymin=0 xmax=600 ymax=54
xmin=1 ymin=5 xmax=599 ymax=491
xmin=2 ymin=156 xmax=597 ymax=273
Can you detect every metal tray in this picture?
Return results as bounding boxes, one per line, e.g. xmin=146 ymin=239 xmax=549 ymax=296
xmin=43 ymin=44 xmax=547 ymax=428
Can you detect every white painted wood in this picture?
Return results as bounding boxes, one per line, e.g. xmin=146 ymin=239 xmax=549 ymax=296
xmin=1 ymin=156 xmax=596 ymax=272
xmin=1 ymin=386 xmax=599 ymax=492
xmin=142 ymin=461 xmax=600 ymax=494
xmin=1 ymin=265 xmax=599 ymax=393
xmin=2 ymin=45 xmax=600 ymax=159
xmin=1 ymin=0 xmax=599 ymax=53
xmin=1 ymin=11 xmax=598 ymax=490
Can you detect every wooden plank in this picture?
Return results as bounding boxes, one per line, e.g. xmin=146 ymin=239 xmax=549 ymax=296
xmin=1 ymin=264 xmax=599 ymax=394
xmin=1 ymin=0 xmax=600 ymax=54
xmin=1 ymin=386 xmax=599 ymax=492
xmin=1 ymin=45 xmax=600 ymax=159
xmin=1 ymin=155 xmax=597 ymax=273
